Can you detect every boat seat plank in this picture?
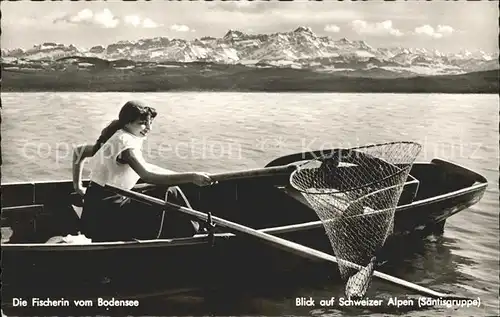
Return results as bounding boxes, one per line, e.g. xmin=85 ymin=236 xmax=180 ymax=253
xmin=2 ymin=204 xmax=45 ymax=219
xmin=398 ymin=178 xmax=419 ymax=205
xmin=280 ymin=186 xmax=313 ymax=208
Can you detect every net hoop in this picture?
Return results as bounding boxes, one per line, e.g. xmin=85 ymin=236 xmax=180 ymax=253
xmin=288 ymin=142 xmax=421 ymax=196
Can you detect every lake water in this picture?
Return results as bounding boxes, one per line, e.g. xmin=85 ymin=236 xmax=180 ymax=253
xmin=1 ymin=92 xmax=499 ymax=316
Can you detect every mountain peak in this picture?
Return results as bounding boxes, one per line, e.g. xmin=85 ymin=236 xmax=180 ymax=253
xmin=294 ymin=26 xmax=314 ymax=34
xmin=357 ymin=40 xmax=373 ymax=50
xmin=223 ymin=29 xmax=246 ymax=41
xmin=338 ymin=38 xmax=352 ymax=44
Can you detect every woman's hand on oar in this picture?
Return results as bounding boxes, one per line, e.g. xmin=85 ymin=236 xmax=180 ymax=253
xmin=191 ymin=172 xmax=216 ymax=187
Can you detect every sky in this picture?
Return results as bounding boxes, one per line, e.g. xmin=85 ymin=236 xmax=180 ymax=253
xmin=1 ymin=1 xmax=498 ymax=54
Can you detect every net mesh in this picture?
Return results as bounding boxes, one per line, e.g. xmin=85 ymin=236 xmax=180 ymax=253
xmin=289 ymin=142 xmax=422 ymax=297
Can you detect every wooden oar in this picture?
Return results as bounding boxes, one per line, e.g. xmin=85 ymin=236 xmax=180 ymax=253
xmin=209 ymin=164 xmax=296 ymax=182
xmin=105 ymin=184 xmax=470 ymax=300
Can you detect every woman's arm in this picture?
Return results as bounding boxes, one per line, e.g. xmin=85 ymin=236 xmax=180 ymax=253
xmin=120 ymin=149 xmax=213 ymax=187
xmin=144 ymin=162 xmax=178 ymax=175
xmin=72 ymin=144 xmax=96 ymax=195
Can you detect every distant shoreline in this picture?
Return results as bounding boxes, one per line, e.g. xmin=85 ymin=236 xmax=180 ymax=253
xmin=2 ymin=88 xmax=498 ymax=94
xmin=1 ymin=67 xmax=498 ymax=94
xmin=2 ymin=90 xmax=496 ymax=95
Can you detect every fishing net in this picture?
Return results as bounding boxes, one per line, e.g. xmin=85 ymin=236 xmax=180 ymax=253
xmin=289 ymin=142 xmax=422 ymax=296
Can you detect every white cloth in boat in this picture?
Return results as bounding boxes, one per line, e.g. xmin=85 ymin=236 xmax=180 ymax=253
xmin=88 ymin=129 xmax=145 ymax=190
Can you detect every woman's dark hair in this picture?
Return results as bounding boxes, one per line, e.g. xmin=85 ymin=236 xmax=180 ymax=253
xmin=92 ymin=100 xmax=157 ymax=154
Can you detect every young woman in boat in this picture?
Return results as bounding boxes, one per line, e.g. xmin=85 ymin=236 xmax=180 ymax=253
xmin=72 ymin=100 xmax=214 ymax=242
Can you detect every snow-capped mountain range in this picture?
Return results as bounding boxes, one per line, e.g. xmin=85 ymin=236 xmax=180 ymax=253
xmin=2 ymin=26 xmax=498 ymax=76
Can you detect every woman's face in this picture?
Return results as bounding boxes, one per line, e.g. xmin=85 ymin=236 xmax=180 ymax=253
xmin=125 ymin=116 xmax=153 ymax=138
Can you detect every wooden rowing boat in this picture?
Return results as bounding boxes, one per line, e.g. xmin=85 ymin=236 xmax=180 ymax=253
xmin=0 ymin=151 xmax=488 ymax=312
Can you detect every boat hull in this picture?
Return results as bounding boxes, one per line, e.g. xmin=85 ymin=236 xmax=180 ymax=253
xmin=0 ymin=157 xmax=488 ymax=312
